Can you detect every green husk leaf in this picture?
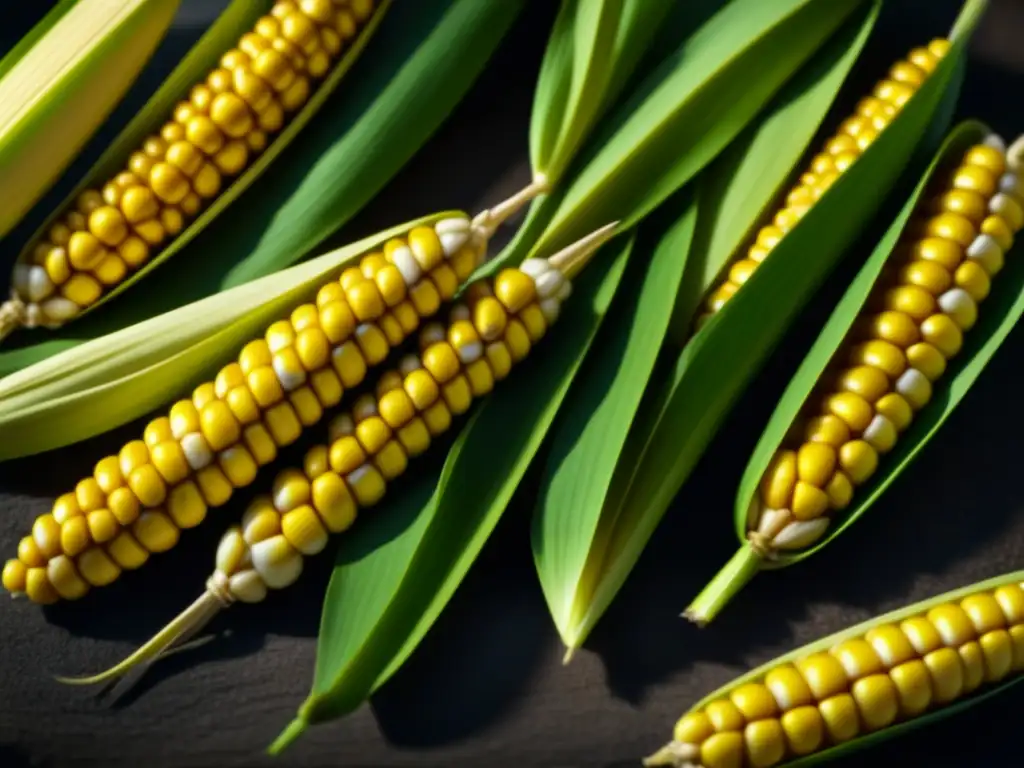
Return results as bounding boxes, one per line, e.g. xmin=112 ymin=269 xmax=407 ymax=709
xmin=555 ymin=0 xmax=981 ymax=652
xmin=271 ymin=235 xmax=633 ymax=752
xmin=0 ymin=212 xmax=460 ymax=460
xmin=0 ymin=0 xmax=525 ymax=374
xmin=14 ymin=0 xmax=391 ymax=320
xmin=533 ymin=197 xmax=695 ymax=643
xmin=654 ymin=570 xmax=1024 ymax=767
xmin=0 ymin=1 xmax=78 ymax=82
xmin=502 ymin=0 xmax=867 ymax=274
xmin=667 ymin=0 xmax=881 ymax=343
xmin=0 ymin=0 xmax=181 ymax=239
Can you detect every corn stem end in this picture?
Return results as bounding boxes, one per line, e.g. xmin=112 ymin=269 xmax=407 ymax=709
xmin=684 ymin=543 xmax=763 ymax=626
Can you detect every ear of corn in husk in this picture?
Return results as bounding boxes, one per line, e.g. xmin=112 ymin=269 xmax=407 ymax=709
xmin=690 ymin=38 xmax=952 ymax=334
xmin=0 ymin=186 xmax=555 ymax=602
xmin=685 ymin=123 xmax=1024 ymax=626
xmin=0 ymin=0 xmax=182 ymax=241
xmin=648 ymin=570 xmax=1024 ymax=767
xmin=45 ymin=223 xmax=616 ymax=702
xmin=0 ymin=0 xmax=390 ymax=342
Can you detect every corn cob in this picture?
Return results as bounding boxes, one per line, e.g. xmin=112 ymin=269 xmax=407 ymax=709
xmin=0 ymin=214 xmax=489 ymax=604
xmin=646 ymin=572 xmax=1024 ymax=768
xmin=740 ymin=134 xmax=1023 ymax=560
xmin=692 ymin=39 xmax=950 ymax=333
xmin=55 ymin=223 xmax=614 ymax=686
xmin=0 ymin=0 xmax=378 ymax=339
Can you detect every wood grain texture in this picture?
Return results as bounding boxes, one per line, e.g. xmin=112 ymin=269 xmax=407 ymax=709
xmin=2 ymin=0 xmax=1024 ymax=766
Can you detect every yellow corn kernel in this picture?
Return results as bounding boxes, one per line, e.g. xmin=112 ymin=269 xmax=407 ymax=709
xmin=837 ymin=440 xmax=878 ymax=485
xmin=760 ymin=450 xmax=797 ymax=509
xmin=107 ymin=531 xmax=149 ymax=570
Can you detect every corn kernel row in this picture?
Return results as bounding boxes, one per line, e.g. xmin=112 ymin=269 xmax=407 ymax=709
xmin=646 ymin=580 xmax=1024 ymax=768
xmin=748 ymin=137 xmax=1023 ymax=556
xmin=1 ymin=217 xmax=483 ymax=603
xmin=206 ymin=260 xmax=569 ymax=601
xmin=10 ymin=0 xmax=375 ymax=328
xmin=692 ymin=39 xmax=950 ymax=332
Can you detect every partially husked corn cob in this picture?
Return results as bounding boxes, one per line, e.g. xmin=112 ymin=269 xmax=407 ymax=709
xmin=744 ymin=135 xmax=1023 ymax=558
xmin=1 ymin=216 xmax=483 ymax=604
xmin=56 ymin=225 xmax=613 ymax=686
xmin=646 ymin=573 xmax=1024 ymax=768
xmin=693 ymin=39 xmax=950 ymax=332
xmin=201 ymin=259 xmax=573 ymax=601
xmin=1 ymin=0 xmax=377 ymax=335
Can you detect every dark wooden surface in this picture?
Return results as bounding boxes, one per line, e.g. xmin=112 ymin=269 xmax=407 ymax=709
xmin=2 ymin=1 xmax=1024 ymax=766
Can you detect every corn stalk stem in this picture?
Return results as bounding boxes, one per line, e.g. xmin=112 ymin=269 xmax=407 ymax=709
xmin=684 ymin=543 xmax=763 ymax=626
xmin=0 ymin=297 xmax=25 ymax=342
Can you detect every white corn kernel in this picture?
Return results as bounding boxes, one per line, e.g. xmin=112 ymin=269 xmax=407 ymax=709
xmin=772 ymin=518 xmax=829 ymax=550
xmin=389 ymin=245 xmax=421 ymax=285
xmin=556 ymin=280 xmax=572 ymax=301
xmin=328 ymin=413 xmax=355 ymax=441
xmin=535 ymin=270 xmax=563 ymax=300
xmin=990 ymin=192 xmax=1020 ymax=220
xmin=273 ymin=354 xmax=306 ymax=391
xmin=229 ymin=569 xmax=267 ymax=603
xmin=180 ymin=432 xmax=214 ymax=470
xmin=26 ymin=266 xmax=54 ymax=302
xmin=540 ymin=298 xmax=561 ymax=324
xmin=439 ymin=230 xmax=469 ymax=257
xmin=863 ymin=414 xmax=897 ymax=454
xmin=938 ymin=287 xmax=977 ymax=330
xmin=449 ymin=304 xmax=471 ymax=323
xmin=215 ymin=527 xmax=247 ymax=575
xmin=455 ymin=340 xmax=483 ymax=364
xmin=250 ymin=535 xmax=303 ymax=589
xmin=519 ymin=258 xmax=550 ymax=281
xmin=984 ymin=133 xmax=1007 ymax=153
xmin=1000 ymin=172 xmax=1024 ymax=202
xmin=896 ymin=368 xmax=932 ymax=410
xmin=757 ymin=508 xmax=789 ymax=537
xmin=434 ymin=217 xmax=470 ymax=235
xmin=967 ymin=234 xmax=1004 ymax=276
xmin=40 ymin=297 xmax=79 ymax=321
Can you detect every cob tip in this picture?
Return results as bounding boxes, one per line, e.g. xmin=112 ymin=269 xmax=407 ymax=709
xmin=547 ymin=221 xmax=620 ymax=279
xmin=0 ymin=297 xmax=26 ymax=342
xmin=642 ymin=740 xmax=699 ymax=767
xmin=471 ymin=176 xmax=551 ymax=241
